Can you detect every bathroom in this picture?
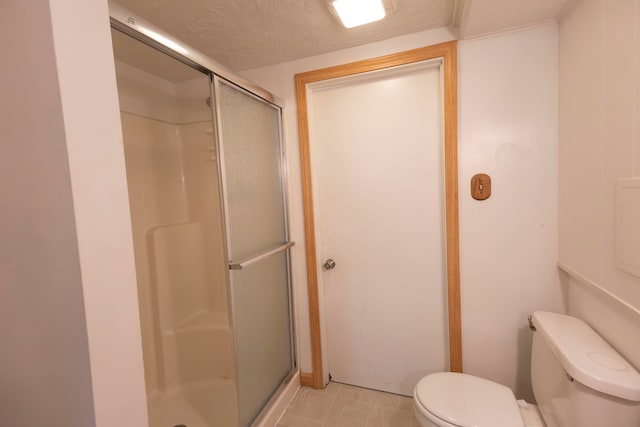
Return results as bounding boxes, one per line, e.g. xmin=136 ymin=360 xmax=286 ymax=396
xmin=2 ymin=0 xmax=640 ymax=426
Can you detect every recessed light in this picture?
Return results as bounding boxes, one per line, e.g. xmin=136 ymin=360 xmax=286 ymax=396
xmin=330 ymin=0 xmax=388 ymax=29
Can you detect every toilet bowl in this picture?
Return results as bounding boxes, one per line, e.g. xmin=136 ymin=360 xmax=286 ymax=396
xmin=413 ymin=372 xmax=544 ymax=427
xmin=412 ymin=312 xmax=640 ymax=427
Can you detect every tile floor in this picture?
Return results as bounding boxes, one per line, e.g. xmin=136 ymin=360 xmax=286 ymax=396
xmin=277 ymin=382 xmax=421 ymax=427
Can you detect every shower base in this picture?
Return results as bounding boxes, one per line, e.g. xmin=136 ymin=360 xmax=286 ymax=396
xmin=147 ymin=378 xmax=238 ymax=427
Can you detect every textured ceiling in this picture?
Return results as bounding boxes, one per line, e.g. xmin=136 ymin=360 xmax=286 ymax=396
xmin=112 ymin=0 xmax=569 ymax=72
xmin=114 ymin=0 xmax=454 ymax=71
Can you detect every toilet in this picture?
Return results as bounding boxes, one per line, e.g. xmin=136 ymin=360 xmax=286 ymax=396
xmin=413 ymin=311 xmax=640 ymax=427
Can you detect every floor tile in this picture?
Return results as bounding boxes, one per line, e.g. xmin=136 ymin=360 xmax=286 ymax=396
xmin=278 ymin=413 xmax=323 ymax=427
xmin=286 ymin=392 xmax=334 ymax=420
xmin=277 ymin=382 xmax=418 ymax=427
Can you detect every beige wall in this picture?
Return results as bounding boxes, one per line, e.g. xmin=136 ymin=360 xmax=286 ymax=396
xmin=241 ymin=24 xmax=563 ymax=401
xmin=1 ymin=0 xmax=148 ymax=426
xmin=458 ymin=24 xmax=563 ymax=401
xmin=49 ymin=0 xmax=149 ymax=423
xmin=558 ymin=0 xmax=640 ymax=368
xmin=0 ymin=1 xmax=95 ymax=425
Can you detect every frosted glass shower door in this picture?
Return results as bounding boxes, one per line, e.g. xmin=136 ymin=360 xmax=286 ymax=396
xmin=214 ymin=77 xmax=294 ymax=427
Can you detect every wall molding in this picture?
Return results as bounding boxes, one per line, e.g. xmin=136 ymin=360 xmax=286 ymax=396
xmin=450 ymin=0 xmax=471 ymax=38
xmin=558 ymin=262 xmax=640 ymax=317
xmin=459 ymin=19 xmax=558 ymax=43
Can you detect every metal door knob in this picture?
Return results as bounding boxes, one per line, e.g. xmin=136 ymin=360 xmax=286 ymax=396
xmin=323 ymin=259 xmax=336 ymax=270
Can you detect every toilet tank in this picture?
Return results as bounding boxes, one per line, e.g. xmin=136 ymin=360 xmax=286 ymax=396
xmin=530 ymin=311 xmax=640 ymax=427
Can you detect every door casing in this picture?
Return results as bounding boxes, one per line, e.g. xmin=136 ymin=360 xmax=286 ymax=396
xmin=295 ymin=41 xmax=461 ymax=388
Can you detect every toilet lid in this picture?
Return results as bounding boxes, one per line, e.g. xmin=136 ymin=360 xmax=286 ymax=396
xmin=415 ymin=373 xmax=524 ymax=427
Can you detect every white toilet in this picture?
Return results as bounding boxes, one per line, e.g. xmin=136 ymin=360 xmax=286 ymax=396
xmin=413 ymin=311 xmax=640 ymax=427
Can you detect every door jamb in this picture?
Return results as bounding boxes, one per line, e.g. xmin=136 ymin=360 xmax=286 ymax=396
xmin=295 ymin=41 xmax=461 ymax=388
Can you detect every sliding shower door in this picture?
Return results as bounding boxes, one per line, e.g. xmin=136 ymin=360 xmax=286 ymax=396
xmin=214 ymin=77 xmax=295 ymax=427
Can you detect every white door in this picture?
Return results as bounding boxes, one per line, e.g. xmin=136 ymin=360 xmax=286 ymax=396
xmin=310 ymin=63 xmax=449 ymax=396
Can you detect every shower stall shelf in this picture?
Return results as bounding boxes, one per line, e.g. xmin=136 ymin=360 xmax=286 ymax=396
xmin=109 ymin=3 xmax=296 ymax=427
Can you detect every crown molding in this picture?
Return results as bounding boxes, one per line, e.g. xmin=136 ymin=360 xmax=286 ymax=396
xmin=451 ymin=0 xmax=472 ymax=38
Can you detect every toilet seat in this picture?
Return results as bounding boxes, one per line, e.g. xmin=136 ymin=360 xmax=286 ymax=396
xmin=414 ymin=373 xmax=525 ymax=427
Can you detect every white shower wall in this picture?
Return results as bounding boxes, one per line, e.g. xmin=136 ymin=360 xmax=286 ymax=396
xmin=115 ymin=60 xmax=232 ymax=398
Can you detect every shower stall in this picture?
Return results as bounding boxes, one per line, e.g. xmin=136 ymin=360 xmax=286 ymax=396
xmin=109 ymin=4 xmax=296 ymax=427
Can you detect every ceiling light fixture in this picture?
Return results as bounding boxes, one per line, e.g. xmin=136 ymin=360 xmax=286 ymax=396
xmin=330 ymin=0 xmax=390 ymax=29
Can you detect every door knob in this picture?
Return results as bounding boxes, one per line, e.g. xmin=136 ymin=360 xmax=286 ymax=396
xmin=323 ymin=258 xmax=336 ymax=270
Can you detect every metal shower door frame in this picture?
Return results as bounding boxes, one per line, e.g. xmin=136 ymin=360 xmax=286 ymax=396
xmin=109 ymin=2 xmax=297 ymax=426
xmin=211 ymin=74 xmax=297 ymax=427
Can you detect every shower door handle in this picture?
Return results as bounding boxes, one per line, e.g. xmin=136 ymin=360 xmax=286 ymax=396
xmin=323 ymin=259 xmax=336 ymax=270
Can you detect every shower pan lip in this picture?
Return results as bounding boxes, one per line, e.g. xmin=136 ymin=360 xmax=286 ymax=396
xmin=108 ymin=0 xmax=284 ymax=108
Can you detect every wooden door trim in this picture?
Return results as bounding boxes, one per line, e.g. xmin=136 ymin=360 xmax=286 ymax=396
xmin=295 ymin=41 xmax=461 ymax=388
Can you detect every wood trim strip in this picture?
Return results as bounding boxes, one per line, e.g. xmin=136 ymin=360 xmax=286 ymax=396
xmin=299 ymin=371 xmax=314 ymax=387
xmin=295 ymin=73 xmax=326 ymax=389
xmin=295 ymin=41 xmax=462 ymax=388
xmin=442 ymin=42 xmax=462 ymax=373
